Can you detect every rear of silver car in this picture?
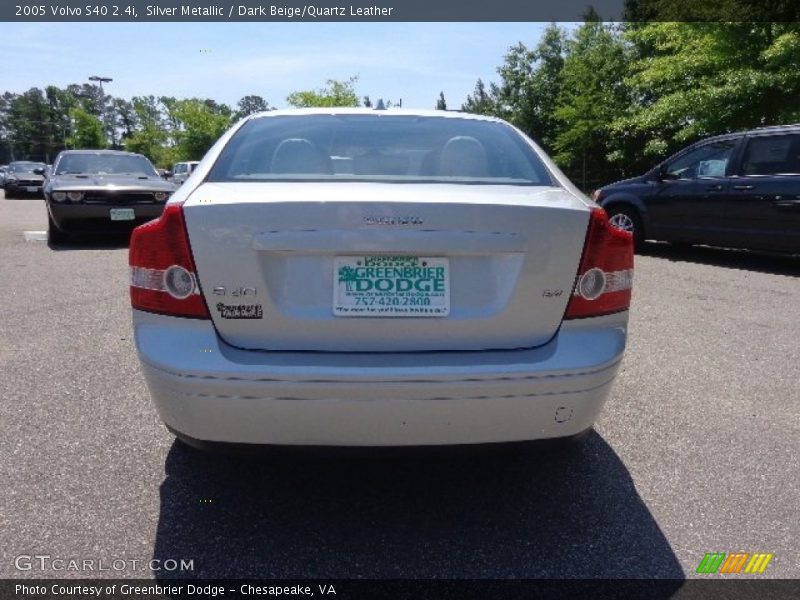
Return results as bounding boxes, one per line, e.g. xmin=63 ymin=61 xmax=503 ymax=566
xmin=130 ymin=110 xmax=633 ymax=447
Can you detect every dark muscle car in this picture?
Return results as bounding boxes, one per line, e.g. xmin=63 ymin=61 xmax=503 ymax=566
xmin=44 ymin=150 xmax=177 ymax=242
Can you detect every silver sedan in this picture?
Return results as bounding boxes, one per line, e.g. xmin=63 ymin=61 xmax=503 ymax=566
xmin=130 ymin=108 xmax=633 ymax=450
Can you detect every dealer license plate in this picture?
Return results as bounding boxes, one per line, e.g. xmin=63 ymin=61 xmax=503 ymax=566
xmin=334 ymin=256 xmax=450 ymax=317
xmin=109 ymin=208 xmax=135 ymax=221
xmin=26 ymin=186 xmax=39 ymax=192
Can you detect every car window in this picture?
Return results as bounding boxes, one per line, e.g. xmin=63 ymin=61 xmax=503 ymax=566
xmin=208 ymin=114 xmax=554 ymax=186
xmin=9 ymin=162 xmax=45 ymax=173
xmin=664 ymin=140 xmax=737 ymax=179
xmin=741 ymin=134 xmax=800 ymax=175
xmin=55 ymin=154 xmax=158 ymax=176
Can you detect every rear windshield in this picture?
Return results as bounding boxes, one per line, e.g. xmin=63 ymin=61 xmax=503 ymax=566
xmin=207 ymin=114 xmax=553 ymax=186
xmin=55 ymin=153 xmax=158 ymax=176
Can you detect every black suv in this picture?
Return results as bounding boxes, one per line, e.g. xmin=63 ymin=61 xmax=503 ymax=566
xmin=594 ymin=125 xmax=800 ymax=254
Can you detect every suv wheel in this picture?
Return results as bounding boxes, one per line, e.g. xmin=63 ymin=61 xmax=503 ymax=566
xmin=607 ymin=205 xmax=644 ymax=251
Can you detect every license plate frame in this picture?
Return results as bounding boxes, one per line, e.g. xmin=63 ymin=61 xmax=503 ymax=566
xmin=333 ymin=255 xmax=450 ymax=317
xmin=109 ymin=208 xmax=135 ymax=221
xmin=25 ymin=186 xmax=39 ymax=193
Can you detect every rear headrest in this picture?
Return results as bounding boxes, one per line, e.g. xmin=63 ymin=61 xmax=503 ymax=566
xmin=439 ymin=136 xmax=490 ymax=177
xmin=270 ymin=138 xmax=332 ymax=174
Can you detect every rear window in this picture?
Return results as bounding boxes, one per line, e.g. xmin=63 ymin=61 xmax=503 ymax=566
xmin=207 ymin=114 xmax=553 ymax=186
xmin=741 ymin=134 xmax=800 ymax=175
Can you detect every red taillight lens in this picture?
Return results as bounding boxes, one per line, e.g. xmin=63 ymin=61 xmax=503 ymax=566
xmin=565 ymin=207 xmax=633 ymax=319
xmin=129 ymin=204 xmax=210 ymax=319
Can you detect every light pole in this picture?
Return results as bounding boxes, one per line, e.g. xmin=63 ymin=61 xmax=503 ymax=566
xmin=88 ymin=75 xmax=112 ymax=96
xmin=88 ymin=75 xmax=113 ymax=147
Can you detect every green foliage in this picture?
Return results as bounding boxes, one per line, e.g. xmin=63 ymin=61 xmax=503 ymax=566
xmin=286 ymin=77 xmax=360 ymax=108
xmin=463 ymin=21 xmax=800 ymax=190
xmin=236 ymin=95 xmax=270 ymax=119
xmin=435 ymin=91 xmax=447 ymax=110
xmin=67 ymin=107 xmax=106 ymax=149
xmin=553 ymin=22 xmax=629 ymax=190
xmin=617 ymin=23 xmax=800 ymax=162
xmin=123 ymin=96 xmax=173 ymax=167
xmin=461 ymin=79 xmax=497 ymax=115
xmin=169 ymin=99 xmax=233 ymax=160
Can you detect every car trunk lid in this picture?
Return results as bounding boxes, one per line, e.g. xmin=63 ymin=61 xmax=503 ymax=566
xmin=183 ymin=182 xmax=589 ymax=352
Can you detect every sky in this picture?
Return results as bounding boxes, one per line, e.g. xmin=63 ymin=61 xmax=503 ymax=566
xmin=0 ymin=22 xmax=564 ymax=110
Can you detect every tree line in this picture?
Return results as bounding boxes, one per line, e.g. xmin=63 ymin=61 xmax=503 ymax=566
xmin=0 ymin=83 xmax=269 ymax=167
xmin=461 ymin=20 xmax=800 ymax=190
xmin=2 ymin=21 xmax=799 ymax=190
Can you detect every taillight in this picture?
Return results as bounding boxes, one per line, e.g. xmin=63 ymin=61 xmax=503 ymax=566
xmin=565 ymin=207 xmax=633 ymax=319
xmin=129 ymin=204 xmax=209 ymax=319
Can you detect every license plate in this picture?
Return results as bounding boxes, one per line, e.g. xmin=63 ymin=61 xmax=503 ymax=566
xmin=109 ymin=208 xmax=135 ymax=221
xmin=26 ymin=186 xmax=39 ymax=192
xmin=334 ymin=256 xmax=450 ymax=317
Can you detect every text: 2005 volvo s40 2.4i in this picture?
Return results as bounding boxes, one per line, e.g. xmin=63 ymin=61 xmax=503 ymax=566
xmin=130 ymin=108 xmax=633 ymax=450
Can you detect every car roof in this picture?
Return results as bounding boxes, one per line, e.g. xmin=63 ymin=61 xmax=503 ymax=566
xmin=246 ymin=107 xmax=506 ymax=124
xmin=57 ymin=150 xmax=145 ymax=157
xmin=696 ymin=124 xmax=800 ymax=146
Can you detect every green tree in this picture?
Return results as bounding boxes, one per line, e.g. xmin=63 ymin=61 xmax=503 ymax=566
xmin=496 ymin=25 xmax=567 ymax=149
xmin=462 ymin=24 xmax=567 ymax=150
xmin=553 ymin=21 xmax=630 ymax=190
xmin=461 ymin=79 xmax=497 ymax=115
xmin=169 ymin=99 xmax=232 ymax=160
xmin=617 ymin=22 xmax=800 ymax=162
xmin=67 ymin=107 xmax=106 ymax=149
xmin=124 ymin=96 xmax=174 ymax=166
xmin=6 ymin=88 xmax=63 ymax=160
xmin=287 ymin=77 xmax=360 ymax=107
xmin=235 ymin=95 xmax=270 ymax=119
xmin=435 ymin=91 xmax=447 ymax=110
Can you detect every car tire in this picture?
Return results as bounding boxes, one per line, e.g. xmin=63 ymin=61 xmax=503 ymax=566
xmin=5 ymin=187 xmax=15 ymax=199
xmin=606 ymin=205 xmax=644 ymax=251
xmin=47 ymin=214 xmax=69 ymax=244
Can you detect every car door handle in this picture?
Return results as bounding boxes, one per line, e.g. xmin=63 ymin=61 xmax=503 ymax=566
xmin=732 ymin=184 xmax=754 ymax=190
xmin=706 ymin=184 xmax=724 ymax=191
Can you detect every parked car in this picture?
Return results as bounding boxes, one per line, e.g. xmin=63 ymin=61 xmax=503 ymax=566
xmin=44 ymin=150 xmax=177 ymax=242
xmin=130 ymin=108 xmax=633 ymax=451
xmin=4 ymin=161 xmax=47 ymax=197
xmin=594 ymin=125 xmax=800 ymax=253
xmin=0 ymin=165 xmax=7 ymax=188
xmin=170 ymin=160 xmax=200 ymax=185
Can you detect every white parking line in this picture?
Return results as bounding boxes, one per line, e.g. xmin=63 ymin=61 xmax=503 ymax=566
xmin=23 ymin=230 xmax=47 ymax=242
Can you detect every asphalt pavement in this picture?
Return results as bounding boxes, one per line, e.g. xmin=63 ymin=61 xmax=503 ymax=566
xmin=1 ymin=191 xmax=798 ymax=581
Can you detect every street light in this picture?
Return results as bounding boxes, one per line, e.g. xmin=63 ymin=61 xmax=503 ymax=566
xmin=88 ymin=76 xmax=113 ymax=147
xmin=88 ymin=75 xmax=112 ymax=96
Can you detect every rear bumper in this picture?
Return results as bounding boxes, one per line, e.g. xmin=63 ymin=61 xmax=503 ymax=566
xmin=49 ymin=202 xmax=164 ymax=231
xmin=133 ymin=310 xmax=628 ymax=446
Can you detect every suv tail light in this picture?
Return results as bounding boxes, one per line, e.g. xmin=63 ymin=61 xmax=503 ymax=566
xmin=129 ymin=204 xmax=209 ymax=319
xmin=565 ymin=207 xmax=633 ymax=319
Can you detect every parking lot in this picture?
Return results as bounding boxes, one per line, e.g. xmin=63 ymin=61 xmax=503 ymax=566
xmin=0 ymin=190 xmax=798 ymax=580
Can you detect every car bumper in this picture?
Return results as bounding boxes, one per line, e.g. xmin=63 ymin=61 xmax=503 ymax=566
xmin=7 ymin=183 xmax=42 ymax=193
xmin=133 ymin=310 xmax=628 ymax=446
xmin=49 ymin=202 xmax=164 ymax=231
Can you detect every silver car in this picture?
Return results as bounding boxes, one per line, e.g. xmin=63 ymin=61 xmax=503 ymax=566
xmin=130 ymin=108 xmax=634 ymax=450
xmin=170 ymin=160 xmax=200 ymax=185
